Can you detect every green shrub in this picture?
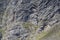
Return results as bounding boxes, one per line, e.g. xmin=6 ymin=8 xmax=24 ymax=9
xmin=0 ymin=28 xmax=6 ymax=36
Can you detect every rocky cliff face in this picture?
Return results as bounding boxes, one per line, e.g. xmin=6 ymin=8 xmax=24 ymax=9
xmin=0 ymin=0 xmax=10 ymax=27
xmin=0 ymin=0 xmax=10 ymax=40
xmin=0 ymin=0 xmax=60 ymax=40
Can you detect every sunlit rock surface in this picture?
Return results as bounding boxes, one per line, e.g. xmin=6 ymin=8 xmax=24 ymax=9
xmin=0 ymin=0 xmax=60 ymax=40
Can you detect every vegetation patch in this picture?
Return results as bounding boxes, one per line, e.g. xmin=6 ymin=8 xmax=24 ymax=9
xmin=0 ymin=28 xmax=6 ymax=36
xmin=22 ymin=22 xmax=39 ymax=30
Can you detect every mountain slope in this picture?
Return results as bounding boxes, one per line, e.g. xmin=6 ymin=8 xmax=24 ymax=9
xmin=1 ymin=0 xmax=60 ymax=40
